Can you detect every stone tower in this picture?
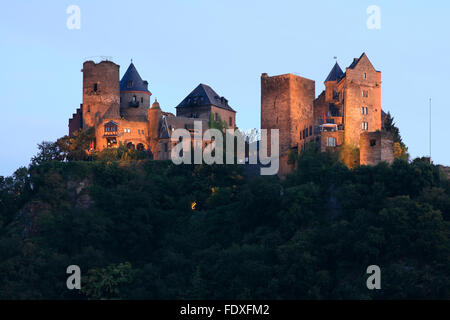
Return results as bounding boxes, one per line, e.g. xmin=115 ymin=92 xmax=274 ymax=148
xmin=120 ymin=62 xmax=151 ymax=121
xmin=260 ymin=73 xmax=315 ymax=156
xmin=341 ymin=53 xmax=381 ymax=147
xmin=82 ymin=60 xmax=120 ymax=128
xmin=148 ymin=99 xmax=162 ymax=156
xmin=360 ymin=131 xmax=394 ymax=165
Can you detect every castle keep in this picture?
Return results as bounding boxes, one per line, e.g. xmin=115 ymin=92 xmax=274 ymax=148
xmin=69 ymin=60 xmax=236 ymax=159
xmin=261 ymin=53 xmax=394 ymax=173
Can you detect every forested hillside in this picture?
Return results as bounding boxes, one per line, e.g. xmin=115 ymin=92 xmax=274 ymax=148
xmin=1 ymin=147 xmax=450 ymax=299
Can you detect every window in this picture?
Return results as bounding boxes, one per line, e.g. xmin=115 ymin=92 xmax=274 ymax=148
xmin=141 ymin=97 xmax=144 ymax=103
xmin=364 ymin=73 xmax=367 ymax=79
xmin=214 ymin=113 xmax=218 ymax=121
xmin=362 ymin=90 xmax=368 ymax=97
xmin=93 ymin=83 xmax=98 ymax=92
xmin=309 ymin=126 xmax=312 ymax=136
xmin=362 ymin=122 xmax=368 ymax=130
xmin=127 ymin=80 xmax=133 ymax=88
xmin=138 ymin=129 xmax=140 ymax=134
xmin=229 ymin=117 xmax=233 ymax=126
xmin=361 ymin=107 xmax=368 ymax=115
xmin=164 ymin=143 xmax=168 ymax=152
xmin=132 ymin=96 xmax=137 ymax=102
xmin=370 ymin=139 xmax=377 ymax=146
xmin=326 ymin=137 xmax=336 ymax=147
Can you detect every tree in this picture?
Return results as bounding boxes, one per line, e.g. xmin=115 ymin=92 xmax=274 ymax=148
xmin=383 ymin=112 xmax=409 ymax=161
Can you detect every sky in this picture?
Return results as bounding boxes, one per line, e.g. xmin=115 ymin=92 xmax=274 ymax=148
xmin=0 ymin=0 xmax=449 ymax=176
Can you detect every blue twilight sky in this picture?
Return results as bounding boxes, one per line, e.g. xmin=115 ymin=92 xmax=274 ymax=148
xmin=0 ymin=0 xmax=449 ymax=176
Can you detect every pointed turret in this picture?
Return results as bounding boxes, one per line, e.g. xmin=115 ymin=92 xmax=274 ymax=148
xmin=120 ymin=62 xmax=150 ymax=93
xmin=324 ymin=62 xmax=344 ymax=83
xmin=119 ymin=61 xmax=151 ymax=120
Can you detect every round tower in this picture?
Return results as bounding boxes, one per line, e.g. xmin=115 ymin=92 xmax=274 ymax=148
xmin=82 ymin=60 xmax=120 ymax=128
xmin=120 ymin=61 xmax=151 ymax=121
xmin=148 ymin=99 xmax=162 ymax=157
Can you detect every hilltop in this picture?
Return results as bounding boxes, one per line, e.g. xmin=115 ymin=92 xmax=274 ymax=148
xmin=1 ymin=148 xmax=450 ymax=299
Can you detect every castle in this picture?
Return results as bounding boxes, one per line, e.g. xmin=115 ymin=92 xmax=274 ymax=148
xmin=69 ymin=53 xmax=393 ymax=172
xmin=261 ymin=52 xmax=394 ymax=174
xmin=69 ymin=60 xmax=236 ymax=160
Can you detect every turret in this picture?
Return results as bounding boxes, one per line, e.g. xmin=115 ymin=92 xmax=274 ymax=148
xmin=148 ymin=99 xmax=162 ymax=156
xmin=120 ymin=61 xmax=151 ymax=121
xmin=324 ymin=62 xmax=344 ymax=102
xmin=81 ymin=60 xmax=120 ymax=128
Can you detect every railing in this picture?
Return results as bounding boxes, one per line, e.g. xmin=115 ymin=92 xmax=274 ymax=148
xmin=129 ymin=100 xmax=140 ymax=108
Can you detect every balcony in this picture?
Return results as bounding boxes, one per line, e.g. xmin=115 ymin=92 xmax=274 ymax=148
xmin=129 ymin=100 xmax=140 ymax=108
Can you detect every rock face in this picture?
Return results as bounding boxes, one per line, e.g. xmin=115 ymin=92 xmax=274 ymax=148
xmin=67 ymin=178 xmax=94 ymax=209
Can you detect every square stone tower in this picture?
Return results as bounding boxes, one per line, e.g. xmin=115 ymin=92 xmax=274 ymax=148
xmin=341 ymin=53 xmax=382 ymax=147
xmin=260 ymin=73 xmax=315 ymax=157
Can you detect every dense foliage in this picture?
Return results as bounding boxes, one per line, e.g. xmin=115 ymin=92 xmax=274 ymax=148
xmin=1 ymin=143 xmax=449 ymax=299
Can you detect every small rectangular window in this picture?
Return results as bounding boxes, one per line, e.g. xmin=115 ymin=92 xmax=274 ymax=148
xmin=327 ymin=137 xmax=336 ymax=147
xmin=364 ymin=73 xmax=367 ymax=79
xmin=93 ymin=83 xmax=98 ymax=92
xmin=370 ymin=139 xmax=376 ymax=146
xmin=229 ymin=117 xmax=232 ymax=126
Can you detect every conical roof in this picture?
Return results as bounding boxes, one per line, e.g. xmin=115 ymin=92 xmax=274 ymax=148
xmin=324 ymin=62 xmax=344 ymax=83
xmin=120 ymin=62 xmax=150 ymax=92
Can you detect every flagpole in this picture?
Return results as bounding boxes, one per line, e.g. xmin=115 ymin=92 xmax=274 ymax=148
xmin=429 ymin=98 xmax=432 ymax=163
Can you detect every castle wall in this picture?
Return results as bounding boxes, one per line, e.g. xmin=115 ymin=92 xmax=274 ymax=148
xmin=82 ymin=61 xmax=120 ymax=128
xmin=69 ymin=104 xmax=83 ymax=136
xmin=120 ymin=91 xmax=151 ymax=121
xmin=95 ymin=118 xmax=149 ymax=151
xmin=320 ymin=130 xmax=344 ymax=152
xmin=360 ymin=131 xmax=394 ymax=166
xmin=211 ymin=105 xmax=236 ymax=129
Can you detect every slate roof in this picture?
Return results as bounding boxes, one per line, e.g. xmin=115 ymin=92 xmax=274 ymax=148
xmin=324 ymin=62 xmax=344 ymax=82
xmin=120 ymin=62 xmax=150 ymax=93
xmin=159 ymin=115 xmax=209 ymax=139
xmin=176 ymin=84 xmax=236 ymax=112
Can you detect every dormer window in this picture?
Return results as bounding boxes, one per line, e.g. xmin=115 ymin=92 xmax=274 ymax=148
xmin=127 ymin=80 xmax=133 ymax=88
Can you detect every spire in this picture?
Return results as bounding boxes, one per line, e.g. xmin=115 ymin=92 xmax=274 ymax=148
xmin=120 ymin=62 xmax=150 ymax=92
xmin=324 ymin=62 xmax=344 ymax=83
xmin=152 ymin=98 xmax=160 ymax=109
